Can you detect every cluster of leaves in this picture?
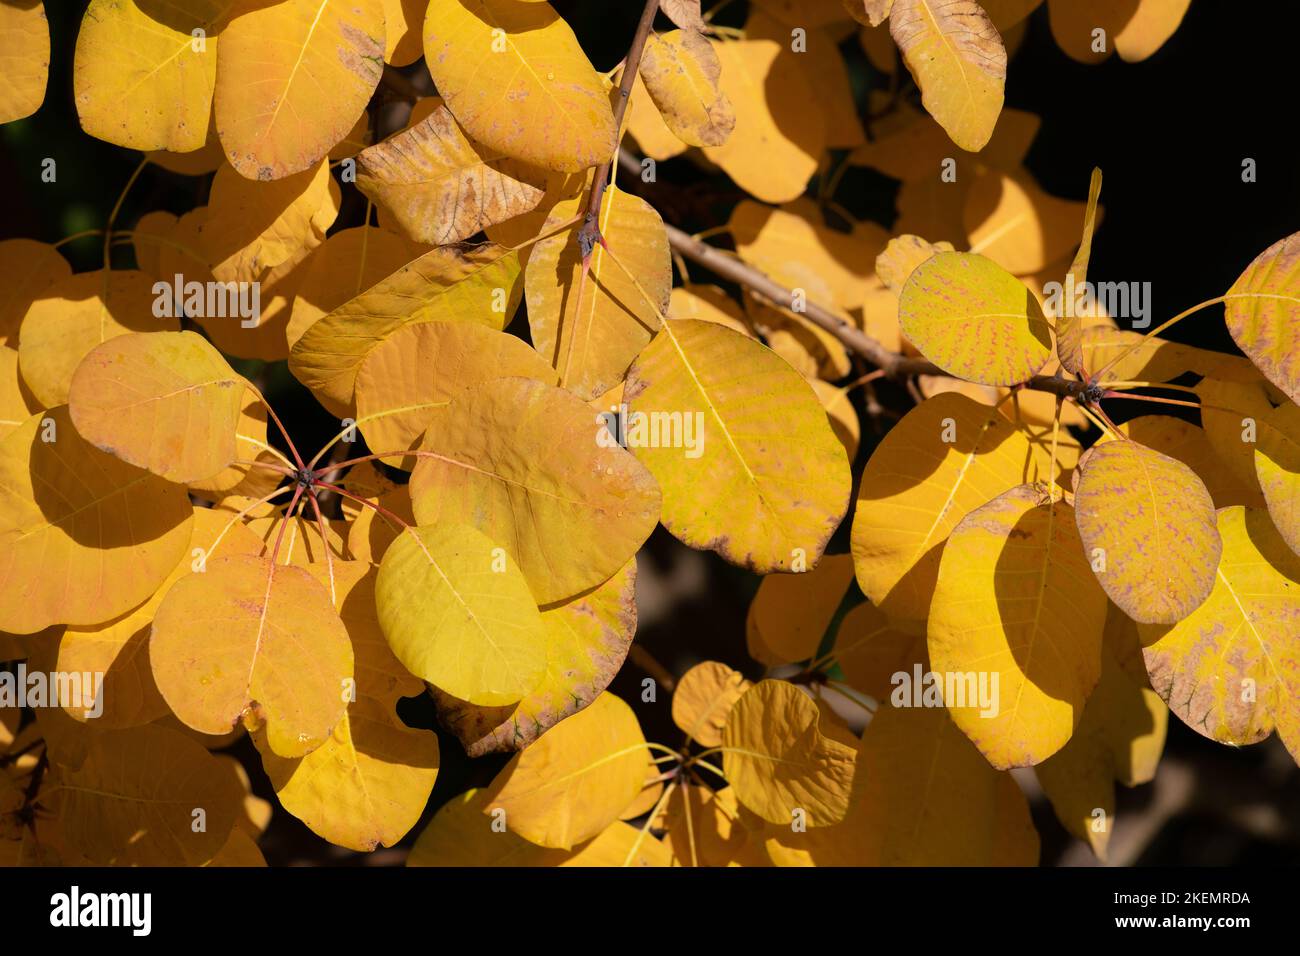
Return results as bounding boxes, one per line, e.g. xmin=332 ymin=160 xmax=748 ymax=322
xmin=3 ymin=0 xmax=1291 ymax=869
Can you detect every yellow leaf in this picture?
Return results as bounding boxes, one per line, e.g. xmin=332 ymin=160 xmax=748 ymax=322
xmin=432 ymin=560 xmax=637 ymax=756
xmin=257 ymin=561 xmax=439 ymax=851
xmin=850 ymin=103 xmax=1039 ymax=182
xmin=888 ymin=0 xmax=1006 ymax=151
xmin=289 ymin=242 xmax=521 ymax=417
xmin=746 ymin=554 xmax=856 ymax=665
xmin=356 ymin=100 xmax=547 ymax=245
xmin=1225 ymin=231 xmax=1300 ymax=406
xmin=723 ymin=680 xmax=856 ymax=827
xmin=1048 ymin=0 xmax=1190 ymax=64
xmin=1196 ymin=377 xmax=1272 ymax=496
xmin=1120 ymin=415 xmax=1264 ymax=509
xmin=899 ymin=252 xmax=1052 ymax=386
xmin=703 ymin=38 xmax=825 ymax=203
xmin=1256 ymin=403 xmax=1300 ymax=556
xmin=375 ymin=522 xmax=547 ymax=705
xmin=409 ymin=377 xmax=660 ymax=604
xmin=659 ymin=784 xmax=765 ymax=866
xmin=964 ymin=169 xmax=1090 ymax=275
xmin=671 ymin=661 xmax=752 ymax=747
xmin=1140 ymin=507 xmax=1300 ymax=760
xmin=423 ymin=0 xmax=616 ymax=173
xmin=1074 ymin=440 xmax=1221 ymax=624
xmin=766 ymin=704 xmax=1039 ymax=865
xmin=875 ymin=233 xmax=956 ymax=292
xmin=0 ymin=0 xmax=49 ymax=123
xmin=525 ymin=185 xmax=670 ymax=400
xmin=52 ymin=505 xmax=265 ymax=730
xmin=627 ymin=71 xmax=689 ymax=161
xmin=830 ymin=600 xmax=926 ymax=697
xmin=809 ymin=378 xmax=861 ymax=461
xmin=1036 ymin=615 xmax=1167 ymax=860
xmin=55 ymin=724 xmax=244 ymax=865
xmin=850 ymin=391 xmax=1049 ymax=621
xmin=381 ymin=0 xmax=424 ymax=65
xmin=0 ymin=407 xmax=193 ymax=634
xmin=356 ymin=321 xmax=557 ymax=466
xmin=746 ymin=11 xmax=864 ymax=149
xmin=1057 ymin=167 xmax=1102 ymax=375
xmin=408 ymin=788 xmax=670 ymax=866
xmin=0 ymin=347 xmax=40 ymax=440
xmin=201 ymin=159 xmax=340 ymax=283
xmin=0 ymin=239 xmax=70 ymax=348
xmin=639 ymin=29 xmax=734 ymax=148
xmin=215 ymin=0 xmax=385 ymax=180
xmin=18 ymin=269 xmax=170 ymax=408
xmin=68 ymin=331 xmax=250 ymax=483
xmin=482 ymin=692 xmax=650 ymax=849
xmin=625 ymin=319 xmax=852 ymax=572
xmin=669 ymin=284 xmax=751 ymax=337
xmin=660 ymin=0 xmax=707 ymax=31
xmin=74 ymin=0 xmax=230 ymax=152
xmin=730 ymin=198 xmax=887 ymax=313
xmin=150 ymin=553 xmax=354 ymax=757
xmin=286 ymin=225 xmax=426 ymax=348
xmin=929 ymin=484 xmax=1108 ymax=767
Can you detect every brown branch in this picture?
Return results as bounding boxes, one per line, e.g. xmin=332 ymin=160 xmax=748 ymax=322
xmin=617 ymin=148 xmax=1092 ymax=404
xmin=577 ymin=0 xmax=662 ymax=258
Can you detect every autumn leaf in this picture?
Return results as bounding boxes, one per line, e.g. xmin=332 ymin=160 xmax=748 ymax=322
xmin=423 ymin=0 xmax=616 ymax=173
xmin=625 ymin=319 xmax=851 ymax=573
xmin=355 ymin=99 xmax=547 ymax=245
xmin=638 ymin=29 xmax=735 ymax=148
xmin=375 ymin=522 xmax=547 ymax=706
xmin=432 ymin=561 xmax=637 ymax=757
xmin=888 ymin=0 xmax=1007 ymax=152
xmin=1255 ymin=403 xmax=1300 ymax=556
xmin=1073 ymin=440 xmax=1221 ymax=624
xmin=746 ymin=554 xmax=856 ymax=665
xmin=150 ymin=553 xmax=355 ymax=757
xmin=74 ymin=0 xmax=230 ymax=153
xmin=68 ymin=331 xmax=252 ymax=484
xmin=0 ymin=0 xmax=50 ymax=124
xmin=671 ymin=661 xmax=752 ymax=747
xmin=525 ymin=185 xmax=671 ymax=400
xmin=1140 ymin=507 xmax=1300 ymax=760
xmin=722 ymin=680 xmax=857 ymax=827
xmin=0 ymin=407 xmax=193 ymax=634
xmin=408 ymin=377 xmax=660 ymax=604
xmin=1224 ymin=231 xmax=1300 ymax=406
xmin=1056 ymin=167 xmax=1103 ymax=376
xmin=215 ymin=0 xmax=385 ymax=179
xmin=481 ymin=692 xmax=650 ymax=849
xmin=899 ymin=251 xmax=1052 ymax=386
xmin=851 ymin=392 xmax=1049 ymax=622
xmin=928 ymin=484 xmax=1108 ymax=768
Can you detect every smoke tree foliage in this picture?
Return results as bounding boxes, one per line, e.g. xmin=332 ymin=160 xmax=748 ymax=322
xmin=2 ymin=0 xmax=1294 ymax=869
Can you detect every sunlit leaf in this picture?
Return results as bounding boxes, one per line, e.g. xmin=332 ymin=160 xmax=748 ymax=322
xmin=746 ymin=554 xmax=856 ymax=665
xmin=638 ymin=29 xmax=734 ymax=148
xmin=625 ymin=319 xmax=852 ymax=572
xmin=0 ymin=0 xmax=50 ymax=123
xmin=150 ymin=553 xmax=354 ymax=757
xmin=1224 ymin=231 xmax=1300 ymax=406
xmin=1074 ymin=439 xmax=1221 ymax=624
xmin=671 ymin=661 xmax=752 ymax=747
xmin=482 ymin=692 xmax=650 ymax=849
xmin=423 ymin=0 xmax=616 ymax=173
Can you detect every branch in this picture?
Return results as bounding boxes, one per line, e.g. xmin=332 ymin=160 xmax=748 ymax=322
xmin=617 ymin=148 xmax=1092 ymax=404
xmin=577 ymin=0 xmax=662 ymax=258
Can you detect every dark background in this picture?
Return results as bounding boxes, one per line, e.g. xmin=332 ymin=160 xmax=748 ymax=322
xmin=3 ymin=0 xmax=1299 ymax=866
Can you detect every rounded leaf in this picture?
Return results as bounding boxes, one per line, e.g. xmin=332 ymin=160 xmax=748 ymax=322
xmin=899 ymin=251 xmax=1051 ymax=386
xmin=375 ymin=522 xmax=547 ymax=706
xmin=1074 ymin=440 xmax=1221 ymax=624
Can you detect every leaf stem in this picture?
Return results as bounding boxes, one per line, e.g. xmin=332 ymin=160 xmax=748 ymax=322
xmin=577 ymin=0 xmax=661 ymax=258
xmin=103 ymin=157 xmax=150 ymax=271
xmin=1091 ymin=296 xmax=1227 ymax=382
